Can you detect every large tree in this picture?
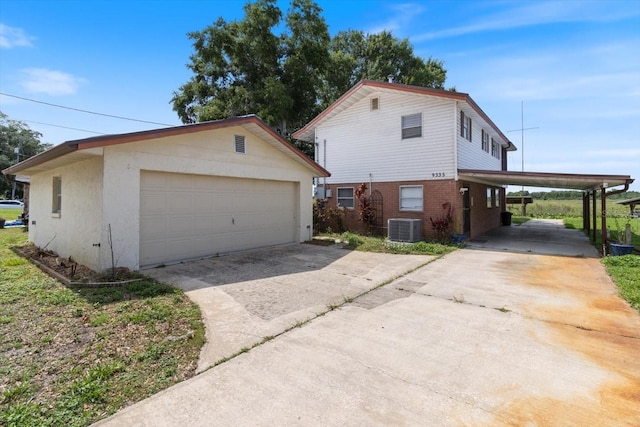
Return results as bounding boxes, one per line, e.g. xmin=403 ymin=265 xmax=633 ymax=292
xmin=172 ymin=0 xmax=329 ymax=136
xmin=171 ymin=0 xmax=448 ymax=155
xmin=319 ymin=30 xmax=447 ymax=108
xmin=0 ymin=112 xmax=50 ymax=199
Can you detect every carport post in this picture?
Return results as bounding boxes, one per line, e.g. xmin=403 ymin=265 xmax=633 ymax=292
xmin=592 ymin=190 xmax=597 ymax=243
xmin=601 ymin=186 xmax=607 ymax=255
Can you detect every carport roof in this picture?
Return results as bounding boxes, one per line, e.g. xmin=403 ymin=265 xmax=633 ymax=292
xmin=458 ymin=169 xmax=634 ymax=191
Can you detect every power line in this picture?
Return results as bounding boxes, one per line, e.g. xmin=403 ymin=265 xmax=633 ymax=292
xmin=0 ymin=92 xmax=176 ymax=127
xmin=21 ymin=119 xmax=106 ymax=135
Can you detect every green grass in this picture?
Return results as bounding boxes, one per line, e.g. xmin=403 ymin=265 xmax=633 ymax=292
xmin=320 ymin=232 xmax=457 ymax=256
xmin=511 ymin=216 xmax=531 ymax=225
xmin=506 ymin=199 xmax=629 ymax=219
xmin=562 ymin=213 xmax=639 ymax=314
xmin=0 ymin=208 xmax=22 ymax=222
xmin=601 ymin=255 xmax=640 ymax=313
xmin=0 ymin=227 xmax=205 ymax=426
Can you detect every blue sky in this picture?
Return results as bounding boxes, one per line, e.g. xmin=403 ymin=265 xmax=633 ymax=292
xmin=1 ymin=0 xmax=639 ymax=191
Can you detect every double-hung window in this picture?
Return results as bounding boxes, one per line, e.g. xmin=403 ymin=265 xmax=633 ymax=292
xmin=337 ymin=187 xmax=354 ymax=209
xmin=400 ymin=185 xmax=423 ymax=211
xmin=461 ymin=111 xmax=472 ymax=141
xmin=52 ymin=176 xmax=62 ymax=215
xmin=487 ymin=188 xmax=494 ymax=208
xmin=401 ymin=113 xmax=422 ymax=139
xmin=481 ymin=129 xmax=490 ymax=152
xmin=491 ymin=138 xmax=500 ymax=159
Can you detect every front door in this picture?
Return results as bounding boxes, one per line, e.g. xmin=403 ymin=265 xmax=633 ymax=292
xmin=463 ymin=186 xmax=471 ymax=236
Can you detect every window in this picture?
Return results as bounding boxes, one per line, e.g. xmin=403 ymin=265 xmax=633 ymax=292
xmin=494 ymin=188 xmax=501 ymax=208
xmin=400 ymin=185 xmax=423 ymax=211
xmin=481 ymin=129 xmax=490 ymax=152
xmin=401 ymin=113 xmax=422 ymax=139
xmin=487 ymin=188 xmax=493 ymax=208
xmin=234 ymin=135 xmax=246 ymax=154
xmin=370 ymin=97 xmax=379 ymax=111
xmin=337 ymin=187 xmax=354 ymax=209
xmin=491 ymin=138 xmax=500 ymax=159
xmin=460 ymin=111 xmax=472 ymax=141
xmin=52 ymin=176 xmax=62 ymax=215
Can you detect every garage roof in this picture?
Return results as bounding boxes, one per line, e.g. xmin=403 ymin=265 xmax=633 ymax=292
xmin=458 ymin=169 xmax=634 ymax=191
xmin=2 ymin=115 xmax=330 ymax=178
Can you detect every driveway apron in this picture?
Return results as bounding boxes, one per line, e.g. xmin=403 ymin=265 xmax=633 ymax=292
xmin=95 ymin=220 xmax=640 ymax=426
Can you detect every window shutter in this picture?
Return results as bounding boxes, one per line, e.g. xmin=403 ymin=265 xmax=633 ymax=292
xmin=468 ymin=118 xmax=472 ymax=141
xmin=460 ymin=111 xmax=465 ymax=137
xmin=234 ymin=135 xmax=246 ymax=153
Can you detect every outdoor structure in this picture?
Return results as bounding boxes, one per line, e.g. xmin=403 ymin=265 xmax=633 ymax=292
xmin=293 ymin=79 xmax=516 ymax=240
xmin=2 ymin=115 xmax=329 ymax=271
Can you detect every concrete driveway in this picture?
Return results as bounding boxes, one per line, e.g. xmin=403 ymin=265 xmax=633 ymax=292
xmin=96 ymin=220 xmax=640 ymax=426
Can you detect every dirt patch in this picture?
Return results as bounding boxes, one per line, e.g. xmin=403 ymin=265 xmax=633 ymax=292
xmin=13 ymin=243 xmax=137 ymax=285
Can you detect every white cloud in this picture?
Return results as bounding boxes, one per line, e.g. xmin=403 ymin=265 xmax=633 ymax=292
xmin=20 ymin=68 xmax=86 ymax=95
xmin=366 ymin=3 xmax=425 ymax=35
xmin=0 ymin=23 xmax=34 ymax=48
xmin=414 ymin=0 xmax=640 ymax=41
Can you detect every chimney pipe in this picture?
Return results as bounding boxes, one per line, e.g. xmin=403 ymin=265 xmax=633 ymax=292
xmin=387 ymin=74 xmax=394 ymax=84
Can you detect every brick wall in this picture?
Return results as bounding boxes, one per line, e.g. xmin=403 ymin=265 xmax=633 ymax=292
xmin=320 ymin=180 xmax=503 ymax=240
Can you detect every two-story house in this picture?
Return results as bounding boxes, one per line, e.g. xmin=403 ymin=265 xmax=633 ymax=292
xmin=293 ymin=79 xmax=517 ymax=241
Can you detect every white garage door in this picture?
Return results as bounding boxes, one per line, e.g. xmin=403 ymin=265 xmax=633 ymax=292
xmin=140 ymin=171 xmax=298 ymax=268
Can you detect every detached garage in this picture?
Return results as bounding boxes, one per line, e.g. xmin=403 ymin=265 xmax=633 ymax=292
xmin=3 ymin=115 xmax=329 ymax=271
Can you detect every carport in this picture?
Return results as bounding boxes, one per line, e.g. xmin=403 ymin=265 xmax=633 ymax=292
xmin=458 ymin=169 xmax=634 ymax=254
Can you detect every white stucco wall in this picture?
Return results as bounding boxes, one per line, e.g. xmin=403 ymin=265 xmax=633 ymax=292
xmin=28 ymin=157 xmax=103 ymax=271
xmin=100 ymin=126 xmax=315 ymax=270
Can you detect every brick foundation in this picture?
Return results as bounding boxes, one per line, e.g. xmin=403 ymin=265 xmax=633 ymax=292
xmin=318 ymin=180 xmax=503 ymax=240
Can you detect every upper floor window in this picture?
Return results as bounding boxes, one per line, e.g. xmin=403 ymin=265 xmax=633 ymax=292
xmin=234 ymin=135 xmax=246 ymax=154
xmin=52 ymin=176 xmax=62 ymax=215
xmin=481 ymin=129 xmax=490 ymax=152
xmin=491 ymin=138 xmax=500 ymax=159
xmin=400 ymin=185 xmax=423 ymax=211
xmin=460 ymin=111 xmax=472 ymax=141
xmin=337 ymin=187 xmax=354 ymax=209
xmin=401 ymin=113 xmax=422 ymax=139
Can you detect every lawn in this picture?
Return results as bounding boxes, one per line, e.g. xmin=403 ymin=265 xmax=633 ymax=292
xmin=320 ymin=232 xmax=457 ymax=256
xmin=563 ymin=215 xmax=640 ymax=314
xmin=0 ymin=227 xmax=204 ymax=426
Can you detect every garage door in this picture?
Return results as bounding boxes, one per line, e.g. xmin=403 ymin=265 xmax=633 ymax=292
xmin=140 ymin=171 xmax=298 ymax=267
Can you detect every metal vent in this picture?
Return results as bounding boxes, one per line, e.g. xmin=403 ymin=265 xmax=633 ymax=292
xmin=371 ymin=97 xmax=379 ymax=111
xmin=388 ymin=218 xmax=422 ymax=243
xmin=234 ymin=135 xmax=246 ymax=153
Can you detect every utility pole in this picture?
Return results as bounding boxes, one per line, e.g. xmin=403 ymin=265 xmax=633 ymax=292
xmin=508 ymin=101 xmax=539 ymax=216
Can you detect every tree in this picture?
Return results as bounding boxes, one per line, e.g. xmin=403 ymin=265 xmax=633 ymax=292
xmin=0 ymin=112 xmax=50 ymax=199
xmin=171 ymin=0 xmax=448 ymax=157
xmin=319 ymin=30 xmax=447 ymax=108
xmin=172 ymin=0 xmax=329 ymax=135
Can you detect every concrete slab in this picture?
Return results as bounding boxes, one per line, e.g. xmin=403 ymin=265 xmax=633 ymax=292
xmin=145 ymin=243 xmax=434 ymax=372
xmin=95 ymin=225 xmax=640 ymax=426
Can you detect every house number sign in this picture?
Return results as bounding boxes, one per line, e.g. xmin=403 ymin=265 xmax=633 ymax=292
xmin=431 ymin=172 xmax=446 ymax=178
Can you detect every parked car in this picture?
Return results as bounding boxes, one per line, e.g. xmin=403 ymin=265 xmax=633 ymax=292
xmin=0 ymin=200 xmax=24 ymax=209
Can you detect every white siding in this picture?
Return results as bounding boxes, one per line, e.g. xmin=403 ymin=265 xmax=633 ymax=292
xmin=456 ymin=103 xmax=506 ymax=170
xmin=315 ymin=91 xmax=456 ymax=184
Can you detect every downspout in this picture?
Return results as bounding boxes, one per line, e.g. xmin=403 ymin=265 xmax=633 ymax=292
xmin=600 ymin=179 xmax=631 ymax=254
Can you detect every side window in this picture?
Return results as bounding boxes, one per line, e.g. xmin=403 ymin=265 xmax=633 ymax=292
xmin=461 ymin=111 xmax=472 ymax=141
xmin=400 ymin=185 xmax=423 ymax=211
xmin=401 ymin=113 xmax=422 ymax=139
xmin=486 ymin=188 xmax=493 ymax=208
xmin=52 ymin=176 xmax=62 ymax=215
xmin=337 ymin=187 xmax=354 ymax=209
xmin=494 ymin=188 xmax=501 ymax=208
xmin=481 ymin=129 xmax=490 ymax=152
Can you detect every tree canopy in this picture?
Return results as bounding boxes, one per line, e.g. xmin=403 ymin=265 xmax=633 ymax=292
xmin=0 ymin=112 xmax=51 ymax=199
xmin=171 ymin=0 xmax=448 ymax=154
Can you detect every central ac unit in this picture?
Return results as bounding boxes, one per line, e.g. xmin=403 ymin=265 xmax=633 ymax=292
xmin=388 ymin=218 xmax=422 ymax=243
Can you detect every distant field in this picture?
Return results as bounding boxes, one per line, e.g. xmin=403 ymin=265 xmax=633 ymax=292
xmin=0 ymin=209 xmax=22 ymax=221
xmin=505 ymin=198 xmax=630 ymax=218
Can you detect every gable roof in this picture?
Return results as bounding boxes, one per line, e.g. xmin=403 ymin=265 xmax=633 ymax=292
xmin=293 ymin=79 xmax=515 ymax=151
xmin=2 ymin=115 xmax=330 ymax=177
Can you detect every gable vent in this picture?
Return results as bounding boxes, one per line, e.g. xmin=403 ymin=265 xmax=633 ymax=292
xmin=388 ymin=218 xmax=422 ymax=243
xmin=371 ymin=97 xmax=379 ymax=111
xmin=234 ymin=135 xmax=246 ymax=154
